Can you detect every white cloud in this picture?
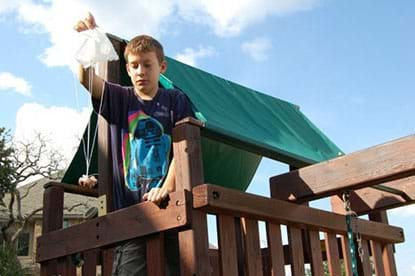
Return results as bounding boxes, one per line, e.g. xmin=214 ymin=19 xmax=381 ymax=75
xmin=390 ymin=205 xmax=415 ymax=217
xmin=14 ymin=103 xmax=91 ymax=164
xmin=241 ymin=37 xmax=272 ymax=61
xmin=1 ymin=0 xmax=320 ymax=69
xmin=0 ymin=72 xmax=32 ymax=96
xmin=174 ymin=46 xmax=215 ymax=66
xmin=0 ymin=0 xmax=16 ymax=14
xmin=177 ymin=0 xmax=320 ymax=37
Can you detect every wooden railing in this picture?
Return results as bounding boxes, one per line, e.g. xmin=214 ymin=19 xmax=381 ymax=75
xmin=37 ymin=182 xmax=404 ymax=275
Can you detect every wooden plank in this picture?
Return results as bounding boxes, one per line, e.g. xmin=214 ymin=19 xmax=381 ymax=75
xmin=39 ymin=185 xmax=64 ymax=276
xmin=330 ymin=176 xmax=415 ymax=215
xmin=82 ymin=249 xmax=98 ymax=276
xmin=57 ymin=256 xmax=76 ymax=276
xmin=370 ymin=240 xmax=386 ymax=276
xmin=368 ymin=211 xmax=397 ymax=276
xmin=288 ymin=226 xmax=305 ymax=276
xmin=173 ymin=120 xmax=211 ymax=276
xmin=37 ymin=191 xmax=188 ymax=262
xmin=193 ymin=184 xmax=405 ymax=244
xmin=179 ymin=212 xmax=210 ymax=276
xmin=146 ymin=233 xmax=165 ymax=276
xmin=270 ymin=135 xmax=415 ymax=202
xmin=44 ymin=181 xmax=98 ymax=197
xmin=241 ymin=218 xmax=263 ymax=276
xmin=217 ymin=214 xmax=238 ymax=276
xmin=340 ymin=235 xmax=353 ymax=276
xmin=308 ymin=230 xmax=324 ymax=276
xmin=100 ymin=248 xmax=114 ymax=276
xmin=359 ymin=239 xmax=372 ymax=276
xmin=324 ymin=233 xmax=341 ymax=276
xmin=266 ymin=223 xmax=285 ymax=276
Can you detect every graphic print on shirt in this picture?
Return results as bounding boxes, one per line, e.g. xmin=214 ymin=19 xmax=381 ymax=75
xmin=122 ymin=110 xmax=171 ymax=192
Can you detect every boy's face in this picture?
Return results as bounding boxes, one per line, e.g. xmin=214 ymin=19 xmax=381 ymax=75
xmin=126 ymin=51 xmax=167 ymax=99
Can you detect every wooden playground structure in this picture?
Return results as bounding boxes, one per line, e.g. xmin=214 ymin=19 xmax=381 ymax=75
xmin=36 ymin=36 xmax=414 ymax=276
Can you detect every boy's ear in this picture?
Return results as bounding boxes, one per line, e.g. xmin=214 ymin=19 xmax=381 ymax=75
xmin=160 ymin=60 xmax=167 ymax=74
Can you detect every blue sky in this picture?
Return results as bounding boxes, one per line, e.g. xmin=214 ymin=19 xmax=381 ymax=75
xmin=1 ymin=0 xmax=414 ymax=274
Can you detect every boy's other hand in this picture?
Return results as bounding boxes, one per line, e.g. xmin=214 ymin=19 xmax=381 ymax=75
xmin=74 ymin=12 xmax=97 ymax=32
xmin=143 ymin=186 xmax=172 ymax=205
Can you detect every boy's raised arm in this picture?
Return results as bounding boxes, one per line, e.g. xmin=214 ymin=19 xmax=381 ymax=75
xmin=75 ymin=12 xmax=104 ymax=100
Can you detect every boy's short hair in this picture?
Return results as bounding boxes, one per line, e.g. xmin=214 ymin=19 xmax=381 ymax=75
xmin=124 ymin=35 xmax=165 ymax=64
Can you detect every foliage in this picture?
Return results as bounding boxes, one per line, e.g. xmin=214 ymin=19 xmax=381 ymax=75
xmin=0 ymin=244 xmax=26 ymax=276
xmin=0 ymin=128 xmax=14 ymax=202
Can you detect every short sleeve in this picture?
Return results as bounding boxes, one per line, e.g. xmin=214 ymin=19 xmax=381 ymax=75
xmin=92 ymin=81 xmax=129 ymax=125
xmin=173 ymin=91 xmax=194 ymax=123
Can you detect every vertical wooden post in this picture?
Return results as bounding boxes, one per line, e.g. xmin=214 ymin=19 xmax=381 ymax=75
xmin=173 ymin=119 xmax=211 ymax=276
xmin=96 ymin=36 xmax=125 ymax=274
xmin=40 ymin=185 xmax=64 ymax=276
xmin=369 ymin=211 xmax=398 ymax=276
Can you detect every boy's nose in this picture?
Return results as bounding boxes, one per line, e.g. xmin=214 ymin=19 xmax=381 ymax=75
xmin=135 ymin=65 xmax=144 ymax=75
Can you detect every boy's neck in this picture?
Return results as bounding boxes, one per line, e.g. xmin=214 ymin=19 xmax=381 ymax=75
xmin=134 ymin=87 xmax=158 ymax=101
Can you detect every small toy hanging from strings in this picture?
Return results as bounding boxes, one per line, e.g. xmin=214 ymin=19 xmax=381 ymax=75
xmin=73 ymin=13 xmax=119 ymax=188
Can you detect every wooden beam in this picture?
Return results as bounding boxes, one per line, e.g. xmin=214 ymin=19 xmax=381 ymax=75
xmin=330 ymin=175 xmax=415 ymax=215
xmin=270 ymin=135 xmax=415 ymax=202
xmin=193 ymin=184 xmax=405 ymax=244
xmin=36 ymin=191 xmax=188 ymax=262
xmin=44 ymin=181 xmax=98 ymax=197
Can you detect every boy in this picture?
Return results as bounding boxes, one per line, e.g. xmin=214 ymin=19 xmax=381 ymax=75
xmin=75 ymin=13 xmax=193 ymax=276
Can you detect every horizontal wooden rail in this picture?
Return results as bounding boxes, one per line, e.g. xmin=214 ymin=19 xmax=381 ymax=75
xmin=270 ymin=135 xmax=415 ymax=203
xmin=193 ymin=184 xmax=404 ymax=244
xmin=36 ymin=191 xmax=189 ymax=262
xmin=44 ymin=181 xmax=99 ymax=197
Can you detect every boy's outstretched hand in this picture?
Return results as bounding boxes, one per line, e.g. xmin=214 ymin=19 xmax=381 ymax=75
xmin=143 ymin=186 xmax=172 ymax=205
xmin=74 ymin=12 xmax=97 ymax=32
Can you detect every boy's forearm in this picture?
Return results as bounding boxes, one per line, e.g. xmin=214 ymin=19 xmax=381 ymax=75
xmin=163 ymin=158 xmax=176 ymax=192
xmin=78 ymin=64 xmax=104 ymax=100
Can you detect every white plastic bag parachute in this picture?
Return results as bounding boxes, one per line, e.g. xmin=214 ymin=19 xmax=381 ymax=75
xmin=75 ymin=28 xmax=119 ymax=68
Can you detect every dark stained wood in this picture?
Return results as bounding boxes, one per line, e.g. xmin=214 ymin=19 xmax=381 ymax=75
xmin=96 ymin=35 xmax=126 ymax=213
xmin=37 ymin=191 xmax=188 ymax=262
xmin=57 ymin=256 xmax=76 ymax=276
xmin=270 ymin=135 xmax=415 ymax=202
xmin=339 ymin=236 xmax=353 ymax=276
xmin=44 ymin=181 xmax=98 ymax=197
xmin=308 ymin=230 xmax=324 ymax=276
xmin=266 ymin=223 xmax=285 ymax=276
xmin=101 ymin=248 xmax=114 ymax=276
xmin=241 ymin=218 xmax=263 ymax=276
xmin=217 ymin=214 xmax=238 ymax=276
xmin=173 ymin=121 xmax=211 ymax=276
xmin=39 ymin=185 xmax=64 ymax=276
xmin=359 ymin=239 xmax=372 ymax=276
xmin=82 ymin=249 xmax=98 ymax=276
xmin=146 ymin=233 xmax=165 ymax=276
xmin=370 ymin=240 xmax=386 ymax=276
xmin=369 ymin=211 xmax=398 ymax=276
xmin=193 ymin=184 xmax=405 ymax=243
xmin=330 ymin=176 xmax=415 ymax=215
xmin=324 ymin=232 xmax=341 ymax=276
xmin=288 ymin=226 xmax=305 ymax=276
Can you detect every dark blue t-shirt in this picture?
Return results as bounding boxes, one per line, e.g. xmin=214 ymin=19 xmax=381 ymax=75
xmin=93 ymin=81 xmax=194 ymax=210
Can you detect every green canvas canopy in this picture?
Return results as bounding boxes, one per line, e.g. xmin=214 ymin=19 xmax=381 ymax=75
xmin=63 ymin=56 xmax=342 ymax=191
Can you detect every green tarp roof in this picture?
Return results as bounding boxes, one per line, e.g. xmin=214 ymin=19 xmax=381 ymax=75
xmin=163 ymin=57 xmax=342 ymax=165
xmin=63 ymin=55 xmax=342 ymax=190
